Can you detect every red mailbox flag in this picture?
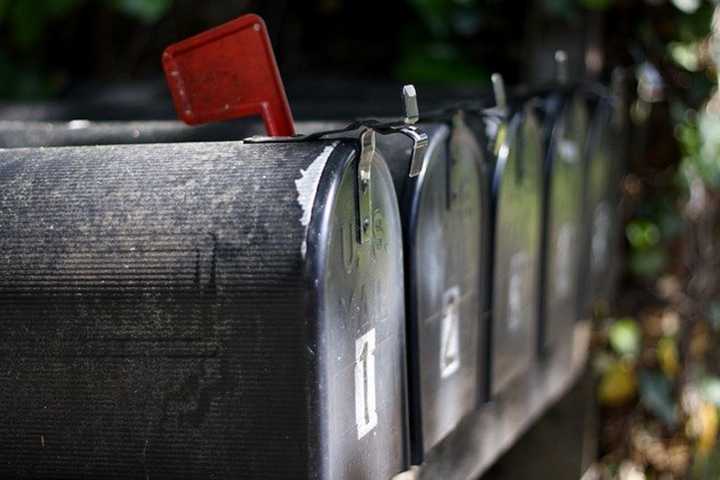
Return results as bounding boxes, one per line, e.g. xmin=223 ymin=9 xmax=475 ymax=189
xmin=162 ymin=14 xmax=295 ymax=137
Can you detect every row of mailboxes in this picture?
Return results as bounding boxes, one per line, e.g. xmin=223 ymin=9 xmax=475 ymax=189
xmin=0 ymin=87 xmax=620 ymax=479
xmin=0 ymin=15 xmax=623 ymax=480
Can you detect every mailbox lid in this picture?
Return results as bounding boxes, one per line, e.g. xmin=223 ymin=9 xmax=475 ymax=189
xmin=309 ymin=142 xmax=408 ymax=479
xmin=409 ymin=123 xmax=485 ymax=456
xmin=490 ymin=106 xmax=544 ymax=396
xmin=541 ymin=94 xmax=589 ymax=353
xmin=584 ymin=98 xmax=620 ymax=306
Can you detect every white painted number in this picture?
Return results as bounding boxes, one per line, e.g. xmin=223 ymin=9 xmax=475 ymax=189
xmin=508 ymin=253 xmax=528 ymax=332
xmin=555 ymin=224 xmax=575 ymax=299
xmin=440 ymin=287 xmax=461 ymax=379
xmin=355 ymin=329 xmax=378 ymax=439
xmin=592 ymin=203 xmax=610 ymax=270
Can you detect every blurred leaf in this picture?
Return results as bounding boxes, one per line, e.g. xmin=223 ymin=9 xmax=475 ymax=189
xmin=45 ymin=0 xmax=84 ymax=16
xmin=0 ymin=52 xmax=56 ymax=99
xmin=609 ymin=317 xmax=642 ymax=358
xmin=674 ymin=2 xmax=714 ymax=42
xmin=626 ymin=220 xmax=661 ymax=250
xmin=692 ymin=111 xmax=720 ymax=189
xmin=708 ymin=302 xmax=720 ymax=332
xmin=598 ymin=360 xmax=637 ymax=407
xmin=406 ymin=0 xmax=454 ymax=37
xmin=109 ymin=0 xmax=172 ymax=23
xmin=658 ymin=336 xmax=680 ymax=379
xmin=639 ymin=371 xmax=678 ymax=428
xmin=593 ymin=350 xmax=616 ymax=374
xmin=541 ymin=0 xmax=578 ymax=20
xmin=8 ymin=1 xmax=48 ymax=49
xmin=6 ymin=0 xmax=84 ymax=50
xmin=669 ymin=41 xmax=701 ymax=71
xmin=696 ymin=402 xmax=719 ymax=456
xmin=701 ymin=377 xmax=720 ymax=407
xmin=692 ymin=445 xmax=720 ymax=480
xmin=395 ymin=43 xmax=488 ymax=85
xmin=671 ymin=0 xmax=701 ymax=14
xmin=580 ymin=0 xmax=614 ymax=10
xmin=0 ymin=0 xmax=10 ymax=21
xmin=630 ymin=247 xmax=668 ymax=278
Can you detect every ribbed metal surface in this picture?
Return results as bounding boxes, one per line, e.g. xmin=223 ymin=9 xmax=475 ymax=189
xmin=0 ymin=140 xmax=326 ymax=479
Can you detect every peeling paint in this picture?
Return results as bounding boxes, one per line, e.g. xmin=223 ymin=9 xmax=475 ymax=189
xmin=295 ymin=142 xmax=337 ymax=256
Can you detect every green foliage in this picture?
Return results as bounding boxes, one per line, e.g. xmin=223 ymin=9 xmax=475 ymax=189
xmin=608 ymin=317 xmax=642 ymax=358
xmin=692 ymin=449 xmax=720 ymax=480
xmin=579 ymin=0 xmax=613 ymax=10
xmin=626 ymin=219 xmax=661 ymax=250
xmin=701 ymin=377 xmax=720 ymax=407
xmin=0 ymin=0 xmax=174 ymax=99
xmin=639 ymin=370 xmax=678 ymax=428
xmin=539 ymin=0 xmax=614 ymax=19
xmin=395 ymin=45 xmax=489 ymax=85
xmin=626 ymin=216 xmax=675 ymax=278
xmin=398 ymin=0 xmax=488 ymax=85
xmin=109 ymin=0 xmax=173 ymax=24
xmin=625 ymin=194 xmax=684 ymax=279
xmin=679 ymin=111 xmax=720 ymax=190
xmin=5 ymin=0 xmax=83 ymax=50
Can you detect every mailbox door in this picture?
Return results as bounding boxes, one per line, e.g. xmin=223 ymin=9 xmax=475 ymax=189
xmin=310 ymin=144 xmax=408 ymax=479
xmin=490 ymin=107 xmax=544 ymax=396
xmin=581 ymin=97 xmax=620 ymax=309
xmin=409 ymin=123 xmax=484 ymax=457
xmin=542 ymin=95 xmax=589 ymax=353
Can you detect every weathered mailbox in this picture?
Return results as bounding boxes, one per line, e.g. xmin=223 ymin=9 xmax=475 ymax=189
xmin=579 ymin=91 xmax=621 ymax=313
xmin=538 ymin=90 xmax=589 ymax=354
xmin=380 ymin=112 xmax=487 ymax=462
xmin=0 ymin=15 xmax=412 ymax=480
xmin=486 ymin=100 xmax=544 ymax=396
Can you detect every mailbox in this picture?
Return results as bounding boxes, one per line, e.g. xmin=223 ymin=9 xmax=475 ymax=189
xmin=538 ymin=92 xmax=589 ymax=354
xmin=0 ymin=138 xmax=408 ymax=480
xmin=487 ymin=103 xmax=544 ymax=395
xmin=378 ymin=113 xmax=487 ymax=462
xmin=579 ymin=94 xmax=621 ymax=312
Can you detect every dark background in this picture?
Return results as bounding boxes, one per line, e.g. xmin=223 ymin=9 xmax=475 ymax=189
xmin=0 ymin=0 xmax=630 ymax=101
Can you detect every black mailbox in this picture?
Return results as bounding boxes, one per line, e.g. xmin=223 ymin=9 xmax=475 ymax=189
xmin=379 ymin=115 xmax=486 ymax=463
xmin=579 ymin=94 xmax=621 ymax=312
xmin=539 ymin=92 xmax=589 ymax=354
xmin=0 ymin=138 xmax=408 ymax=480
xmin=487 ymin=104 xmax=544 ymax=396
